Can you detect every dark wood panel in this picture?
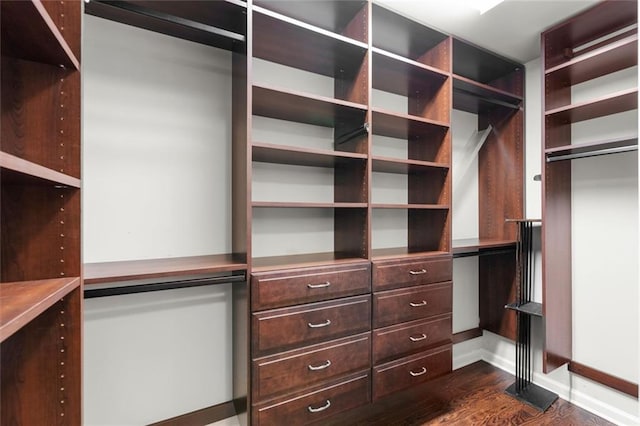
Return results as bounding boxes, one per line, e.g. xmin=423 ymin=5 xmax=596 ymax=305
xmin=408 ymin=208 xmax=450 ymax=254
xmin=251 ymin=262 xmax=370 ymax=310
xmin=371 ymin=157 xmax=449 ymax=174
xmin=479 ymin=251 xmax=517 ymax=341
xmin=452 ymin=327 xmax=483 ymax=344
xmin=0 ymin=152 xmax=80 ymax=188
xmin=39 ymin=0 xmax=82 ymax=61
xmin=453 ymin=37 xmax=521 ymax=84
xmin=232 ymin=50 xmax=249 ymax=265
xmin=569 ymin=361 xmax=638 ymax=398
xmin=252 ymin=371 xmax=370 ymax=426
xmin=372 ymin=255 xmax=452 ymax=291
xmin=373 ymin=314 xmax=451 ymax=364
xmin=545 ymin=88 xmax=638 ymax=123
xmin=372 ymin=345 xmax=452 ymax=401
xmin=334 ymin=207 xmax=369 ymax=260
xmin=373 ymin=282 xmax=452 ymax=328
xmin=252 ymin=143 xmax=367 ymax=168
xmin=253 ymin=333 xmax=371 ymax=401
xmin=371 ymin=108 xmax=448 ymax=140
xmin=149 ymin=401 xmax=236 ymax=426
xmin=252 ymin=295 xmax=370 ymax=356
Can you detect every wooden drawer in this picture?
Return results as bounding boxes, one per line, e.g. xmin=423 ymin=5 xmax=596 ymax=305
xmin=372 ymin=345 xmax=451 ymax=400
xmin=253 ymin=371 xmax=371 ymax=426
xmin=252 ymin=295 xmax=371 ymax=356
xmin=372 ymin=255 xmax=452 ymax=291
xmin=253 ymin=333 xmax=371 ymax=401
xmin=373 ymin=314 xmax=451 ymax=364
xmin=373 ymin=282 xmax=451 ymax=328
xmin=251 ymin=262 xmax=371 ymax=310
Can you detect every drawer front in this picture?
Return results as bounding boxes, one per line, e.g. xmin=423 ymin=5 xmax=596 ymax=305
xmin=253 ymin=371 xmax=371 ymax=426
xmin=373 ymin=315 xmax=451 ymax=364
xmin=372 ymin=256 xmax=452 ymax=291
xmin=251 ymin=263 xmax=371 ymax=310
xmin=373 ymin=345 xmax=451 ymax=401
xmin=253 ymin=333 xmax=371 ymax=401
xmin=373 ymin=282 xmax=451 ymax=328
xmin=253 ymin=295 xmax=371 ymax=356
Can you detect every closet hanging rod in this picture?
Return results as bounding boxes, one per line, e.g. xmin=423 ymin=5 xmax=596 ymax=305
xmin=453 ymin=87 xmax=521 ymax=110
xmin=546 ymin=144 xmax=638 ymax=163
xmin=84 ymin=274 xmax=246 ymax=299
xmin=86 ymin=0 xmax=246 ymax=44
xmin=336 ymin=123 xmax=369 ymax=145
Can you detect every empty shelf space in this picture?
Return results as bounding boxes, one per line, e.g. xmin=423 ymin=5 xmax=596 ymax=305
xmin=453 ymin=38 xmax=521 ymax=85
xmin=372 ymin=48 xmax=448 ymax=96
xmin=452 ymin=238 xmax=517 ymax=256
xmin=371 ymin=247 xmax=449 ymax=261
xmin=0 ymin=152 xmax=81 ymax=188
xmin=505 ymin=302 xmax=543 ymax=317
xmin=546 ymin=31 xmax=638 ymax=85
xmin=83 ymin=254 xmax=247 ymax=285
xmin=545 ymin=137 xmax=638 ymax=162
xmin=253 ymin=84 xmax=367 ymax=128
xmin=371 ymin=203 xmax=449 ymax=210
xmin=252 ymin=252 xmax=369 ymax=272
xmin=453 ymin=74 xmax=522 ymax=112
xmin=253 ymin=202 xmax=367 ymax=209
xmin=84 ymin=0 xmax=246 ymax=51
xmin=372 ymin=156 xmax=449 ymax=174
xmin=252 ymin=143 xmax=367 ymax=168
xmin=372 ymin=108 xmax=449 ymax=140
xmin=545 ymin=88 xmax=638 ymax=123
xmin=253 ymin=6 xmax=368 ymax=77
xmin=1 ymin=0 xmax=79 ymax=69
xmin=0 ymin=277 xmax=80 ymax=342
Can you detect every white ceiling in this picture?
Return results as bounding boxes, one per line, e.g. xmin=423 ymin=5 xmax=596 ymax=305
xmin=374 ymin=0 xmax=603 ymax=64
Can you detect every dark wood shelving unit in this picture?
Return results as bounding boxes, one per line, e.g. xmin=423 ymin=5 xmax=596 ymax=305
xmin=545 ymin=88 xmax=638 ymax=123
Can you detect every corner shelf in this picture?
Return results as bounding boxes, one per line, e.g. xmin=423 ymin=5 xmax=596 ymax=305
xmin=83 ymin=254 xmax=247 ymax=285
xmin=252 ymin=143 xmax=367 ymax=168
xmin=545 ymin=88 xmax=638 ymax=123
xmin=0 ymin=152 xmax=81 ymax=188
xmin=0 ymin=277 xmax=81 ymax=343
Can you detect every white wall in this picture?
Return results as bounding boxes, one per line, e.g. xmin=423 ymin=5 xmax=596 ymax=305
xmin=83 ymin=15 xmax=235 ymax=424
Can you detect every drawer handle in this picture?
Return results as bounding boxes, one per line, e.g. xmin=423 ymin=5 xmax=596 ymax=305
xmin=308 ymin=399 xmax=331 ymax=413
xmin=409 ymin=333 xmax=428 ymax=342
xmin=308 ymin=359 xmax=332 ymax=371
xmin=308 ymin=319 xmax=331 ymax=328
xmin=409 ymin=367 xmax=427 ymax=377
xmin=307 ymin=281 xmax=331 ymax=289
xmin=409 ymin=269 xmax=427 ymax=275
xmin=409 ymin=300 xmax=427 ymax=307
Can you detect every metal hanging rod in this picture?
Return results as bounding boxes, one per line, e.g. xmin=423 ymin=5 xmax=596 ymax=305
xmin=84 ymin=274 xmax=246 ymax=299
xmin=546 ymin=144 xmax=638 ymax=163
xmin=335 ymin=123 xmax=369 ymax=145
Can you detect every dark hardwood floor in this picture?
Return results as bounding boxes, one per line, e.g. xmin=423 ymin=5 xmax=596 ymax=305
xmin=326 ymin=361 xmax=614 ymax=425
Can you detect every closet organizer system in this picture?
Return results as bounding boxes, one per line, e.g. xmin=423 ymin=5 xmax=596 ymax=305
xmin=1 ymin=1 xmax=524 ymax=425
xmin=542 ymin=0 xmax=638 ymax=397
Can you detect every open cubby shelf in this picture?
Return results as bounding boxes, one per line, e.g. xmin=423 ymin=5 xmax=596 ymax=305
xmin=0 ymin=152 xmax=81 ymax=188
xmin=372 ymin=48 xmax=448 ymax=96
xmin=372 ymin=108 xmax=449 ymax=139
xmin=452 ymin=38 xmax=521 ymax=89
xmin=83 ymin=254 xmax=247 ymax=285
xmin=371 ymin=156 xmax=449 ymax=174
xmin=0 ymin=277 xmax=81 ymax=343
xmin=252 ymin=142 xmax=367 ymax=167
xmin=545 ymin=87 xmax=638 ymax=123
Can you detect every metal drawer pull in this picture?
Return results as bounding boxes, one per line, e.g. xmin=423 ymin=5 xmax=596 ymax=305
xmin=409 ymin=367 xmax=427 ymax=377
xmin=307 ymin=281 xmax=331 ymax=289
xmin=308 ymin=399 xmax=331 ymax=413
xmin=308 ymin=360 xmax=332 ymax=371
xmin=409 ymin=300 xmax=427 ymax=307
xmin=409 ymin=269 xmax=427 ymax=275
xmin=409 ymin=333 xmax=427 ymax=342
xmin=308 ymin=319 xmax=331 ymax=328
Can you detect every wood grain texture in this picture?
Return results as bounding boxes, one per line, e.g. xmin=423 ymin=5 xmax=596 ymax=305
xmin=372 ymin=255 xmax=452 ymax=292
xmin=479 ymin=251 xmax=517 ymax=341
xmin=373 ymin=282 xmax=452 ymax=328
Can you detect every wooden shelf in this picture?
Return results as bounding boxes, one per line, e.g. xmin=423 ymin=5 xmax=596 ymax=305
xmin=546 ymin=31 xmax=638 ymax=86
xmin=372 ymin=48 xmax=448 ymax=97
xmin=372 ymin=156 xmax=449 ymax=174
xmin=251 ymin=252 xmax=369 ymax=272
xmin=83 ymin=254 xmax=247 ymax=285
xmin=0 ymin=0 xmax=79 ymax=69
xmin=253 ymin=202 xmax=367 ymax=209
xmin=452 ymin=238 xmax=517 ymax=256
xmin=0 ymin=152 xmax=81 ymax=188
xmin=505 ymin=302 xmax=543 ymax=317
xmin=252 ymin=142 xmax=367 ymax=168
xmin=371 ymin=204 xmax=449 ymax=210
xmin=253 ymin=6 xmax=367 ymax=78
xmin=84 ymin=0 xmax=246 ymax=51
xmin=371 ymin=247 xmax=449 ymax=261
xmin=371 ymin=108 xmax=449 ymax=140
xmin=0 ymin=277 xmax=80 ymax=343
xmin=253 ymin=84 xmax=367 ymax=128
xmin=253 ymin=0 xmax=367 ymax=42
xmin=453 ymin=74 xmax=522 ymax=113
xmin=453 ymin=38 xmax=521 ymax=85
xmin=545 ymin=88 xmax=638 ymax=123
xmin=545 ymin=137 xmax=638 ymax=161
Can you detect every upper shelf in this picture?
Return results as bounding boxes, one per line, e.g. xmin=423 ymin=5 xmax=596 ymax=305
xmin=84 ymin=0 xmax=246 ymax=51
xmin=372 ymin=48 xmax=449 ymax=97
xmin=252 ymin=142 xmax=367 ymax=168
xmin=453 ymin=74 xmax=523 ymax=113
xmin=253 ymin=6 xmax=368 ymax=79
xmin=1 ymin=0 xmax=79 ymax=69
xmin=84 ymin=254 xmax=247 ymax=285
xmin=372 ymin=156 xmax=449 ymax=174
xmin=545 ymin=88 xmax=638 ymax=123
xmin=452 ymin=38 xmax=522 ymax=88
xmin=0 ymin=277 xmax=81 ymax=343
xmin=371 ymin=108 xmax=449 ymax=140
xmin=545 ymin=30 xmax=638 ymax=86
xmin=253 ymin=0 xmax=367 ymax=43
xmin=0 ymin=152 xmax=81 ymax=188
xmin=253 ymin=84 xmax=367 ymax=128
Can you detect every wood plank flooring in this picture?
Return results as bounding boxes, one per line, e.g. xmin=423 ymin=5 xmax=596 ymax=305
xmin=323 ymin=361 xmax=614 ymax=425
